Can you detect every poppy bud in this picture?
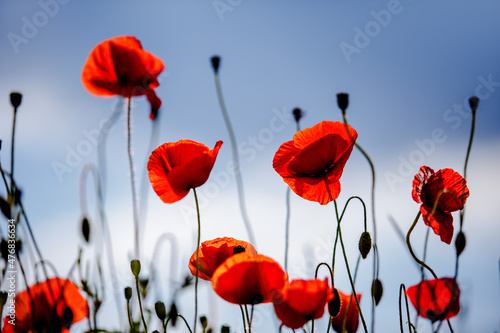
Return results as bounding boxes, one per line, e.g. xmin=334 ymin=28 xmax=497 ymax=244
xmin=169 ymin=302 xmax=178 ymax=326
xmin=358 ymin=231 xmax=372 ymax=259
xmin=0 ymin=291 xmax=8 ymax=308
xmin=328 ymin=288 xmax=341 ymax=317
xmin=130 ymin=259 xmax=141 ymax=277
xmin=14 ymin=187 xmax=22 ymax=206
xmin=0 ymin=196 xmax=11 ymax=220
xmin=211 ymin=56 xmax=221 ymax=73
xmin=124 ymin=287 xmax=132 ymax=300
xmin=154 ymin=301 xmax=167 ymax=321
xmin=10 ymin=92 xmax=22 ymax=109
xmin=232 ymin=245 xmax=245 ymax=254
xmin=468 ymin=96 xmax=479 ymax=112
xmin=292 ymin=108 xmax=303 ymax=123
xmin=221 ymin=325 xmax=230 ymax=333
xmin=207 ymin=329 xmax=213 ymax=333
xmin=336 ymin=92 xmax=349 ymax=115
xmin=371 ymin=278 xmax=383 ymax=305
xmin=0 ymin=139 xmax=2 ymax=150
xmin=81 ymin=217 xmax=90 ymax=243
xmin=200 ymin=315 xmax=208 ymax=329
xmin=455 ymin=231 xmax=466 ymax=257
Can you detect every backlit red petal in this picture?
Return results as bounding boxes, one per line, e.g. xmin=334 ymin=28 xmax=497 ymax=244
xmin=426 ymin=168 xmax=469 ymax=212
xmin=420 ymin=204 xmax=454 ymax=244
xmin=331 ymin=290 xmax=361 ymax=333
xmin=412 ymin=166 xmax=435 ymax=203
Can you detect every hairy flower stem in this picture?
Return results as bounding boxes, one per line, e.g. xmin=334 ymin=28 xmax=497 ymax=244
xmin=126 ymin=97 xmax=140 ymax=259
xmin=406 ymin=212 xmax=438 ymax=279
xmin=333 ymin=200 xmax=368 ymax=333
xmin=193 ymin=188 xmax=201 ymax=333
xmin=284 ymin=121 xmax=301 ymax=272
xmin=213 ymin=71 xmax=256 ymax=246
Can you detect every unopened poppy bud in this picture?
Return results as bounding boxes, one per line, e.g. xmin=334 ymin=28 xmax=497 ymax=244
xmin=336 ymin=92 xmax=349 ymax=115
xmin=232 ymin=245 xmax=245 ymax=254
xmin=62 ymin=307 xmax=74 ymax=329
xmin=328 ymin=288 xmax=341 ymax=317
xmin=0 ymin=291 xmax=8 ymax=308
xmin=221 ymin=325 xmax=230 ymax=333
xmin=81 ymin=217 xmax=90 ymax=243
xmin=0 ymin=139 xmax=2 ymax=150
xmin=468 ymin=96 xmax=479 ymax=112
xmin=358 ymin=231 xmax=372 ymax=259
xmin=455 ymin=231 xmax=466 ymax=256
xmin=200 ymin=315 xmax=208 ymax=329
xmin=124 ymin=287 xmax=132 ymax=300
xmin=130 ymin=259 xmax=141 ymax=277
xmin=169 ymin=302 xmax=178 ymax=326
xmin=0 ymin=197 xmax=11 ymax=220
xmin=211 ymin=56 xmax=221 ymax=73
xmin=371 ymin=278 xmax=383 ymax=305
xmin=154 ymin=301 xmax=167 ymax=321
xmin=10 ymin=92 xmax=22 ymax=109
xmin=292 ymin=108 xmax=303 ymax=123
xmin=207 ymin=329 xmax=213 ymax=333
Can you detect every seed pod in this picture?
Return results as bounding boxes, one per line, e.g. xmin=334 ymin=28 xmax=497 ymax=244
xmin=155 ymin=301 xmax=167 ymax=321
xmin=130 ymin=259 xmax=141 ymax=277
xmin=124 ymin=287 xmax=132 ymax=301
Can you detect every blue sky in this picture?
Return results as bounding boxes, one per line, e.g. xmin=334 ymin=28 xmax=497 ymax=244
xmin=1 ymin=1 xmax=500 ymax=332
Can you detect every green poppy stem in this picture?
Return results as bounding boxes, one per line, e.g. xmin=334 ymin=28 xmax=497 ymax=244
xmin=239 ymin=305 xmax=248 ymax=333
xmin=126 ymin=97 xmax=140 ymax=260
xmin=193 ymin=188 xmax=201 ymax=333
xmin=406 ymin=211 xmax=438 ymax=279
xmin=134 ymin=275 xmax=148 ymax=332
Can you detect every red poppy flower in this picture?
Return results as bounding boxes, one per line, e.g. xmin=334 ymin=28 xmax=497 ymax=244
xmin=330 ymin=290 xmax=361 ymax=333
xmin=2 ymin=277 xmax=88 ymax=333
xmin=406 ymin=277 xmax=460 ymax=322
xmin=273 ymin=121 xmax=357 ymax=205
xmin=188 ymin=237 xmax=257 ymax=281
xmin=412 ymin=166 xmax=469 ymax=244
xmin=211 ymin=253 xmax=287 ymax=305
xmin=272 ymin=278 xmax=333 ymax=329
xmin=148 ymin=140 xmax=223 ymax=203
xmin=82 ymin=36 xmax=165 ymax=120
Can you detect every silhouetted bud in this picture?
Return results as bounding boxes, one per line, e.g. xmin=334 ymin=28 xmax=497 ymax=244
xmin=155 ymin=301 xmax=167 ymax=321
xmin=371 ymin=278 xmax=383 ymax=305
xmin=124 ymin=287 xmax=132 ymax=300
xmin=169 ymin=302 xmax=178 ymax=326
xmin=328 ymin=288 xmax=341 ymax=317
xmin=337 ymin=92 xmax=349 ymax=115
xmin=81 ymin=217 xmax=90 ymax=243
xmin=207 ymin=329 xmax=213 ymax=333
xmin=10 ymin=92 xmax=22 ymax=109
xmin=358 ymin=231 xmax=372 ymax=259
xmin=130 ymin=259 xmax=141 ymax=277
xmin=152 ymin=331 xmax=160 ymax=333
xmin=221 ymin=325 xmax=230 ymax=333
xmin=455 ymin=231 xmax=466 ymax=257
xmin=211 ymin=56 xmax=221 ymax=73
xmin=468 ymin=96 xmax=479 ymax=112
xmin=0 ymin=291 xmax=8 ymax=308
xmin=232 ymin=245 xmax=245 ymax=254
xmin=0 ymin=197 xmax=11 ymax=220
xmin=292 ymin=108 xmax=303 ymax=123
xmin=62 ymin=307 xmax=74 ymax=329
xmin=13 ymin=187 xmax=22 ymax=205
xmin=200 ymin=315 xmax=208 ymax=329
xmin=0 ymin=139 xmax=2 ymax=151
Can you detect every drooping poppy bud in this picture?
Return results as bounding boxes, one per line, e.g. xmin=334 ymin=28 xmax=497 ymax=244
xmin=358 ymin=231 xmax=372 ymax=259
xmin=371 ymin=278 xmax=383 ymax=306
xmin=81 ymin=217 xmax=90 ymax=243
xmin=455 ymin=231 xmax=466 ymax=257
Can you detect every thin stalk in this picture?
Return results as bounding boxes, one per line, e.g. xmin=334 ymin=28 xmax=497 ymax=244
xmin=135 ymin=275 xmax=148 ymax=333
xmin=399 ymin=284 xmax=413 ymax=333
xmin=165 ymin=314 xmax=193 ymax=333
xmin=10 ymin=105 xmax=17 ymax=192
xmin=193 ymin=188 xmax=201 ymax=333
xmin=406 ymin=212 xmax=438 ymax=279
xmin=244 ymin=305 xmax=252 ymax=333
xmin=126 ymin=97 xmax=140 ymax=259
xmin=213 ymin=71 xmax=256 ymax=246
xmin=239 ymin=305 xmax=248 ymax=333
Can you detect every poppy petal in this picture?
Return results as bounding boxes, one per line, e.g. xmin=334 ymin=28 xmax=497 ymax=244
xmin=412 ymin=166 xmax=435 ymax=203
xmin=212 ymin=253 xmax=287 ymax=305
xmin=330 ymin=291 xmax=361 ymax=333
xmin=420 ymin=204 xmax=454 ymax=244
xmin=425 ymin=168 xmax=469 ymax=212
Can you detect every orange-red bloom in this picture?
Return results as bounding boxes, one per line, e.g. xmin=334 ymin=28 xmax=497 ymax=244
xmin=273 ymin=121 xmax=357 ymax=205
xmin=2 ymin=278 xmax=87 ymax=333
xmin=188 ymin=237 xmax=257 ymax=281
xmin=412 ymin=166 xmax=469 ymax=244
xmin=211 ymin=253 xmax=287 ymax=305
xmin=330 ymin=290 xmax=361 ymax=333
xmin=82 ymin=36 xmax=165 ymax=120
xmin=148 ymin=140 xmax=223 ymax=203
xmin=272 ymin=278 xmax=333 ymax=329
xmin=406 ymin=278 xmax=460 ymax=322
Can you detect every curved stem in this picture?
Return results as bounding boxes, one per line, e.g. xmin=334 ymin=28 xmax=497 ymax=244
xmin=313 ymin=262 xmax=335 ymax=331
xmin=399 ymin=284 xmax=413 ymax=333
xmin=406 ymin=211 xmax=438 ymax=279
xmin=126 ymin=97 xmax=140 ymax=259
xmin=193 ymin=188 xmax=201 ymax=333
xmin=213 ymin=71 xmax=256 ymax=246
xmin=135 ymin=276 xmax=148 ymax=332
